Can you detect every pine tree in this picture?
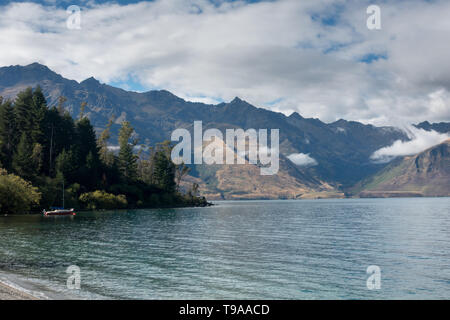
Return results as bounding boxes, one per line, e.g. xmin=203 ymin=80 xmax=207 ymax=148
xmin=55 ymin=149 xmax=75 ymax=178
xmin=118 ymin=121 xmax=138 ymax=181
xmin=153 ymin=149 xmax=176 ymax=193
xmin=32 ymin=86 xmax=47 ymax=109
xmin=12 ymin=132 xmax=35 ymax=181
xmin=98 ymin=115 xmax=115 ymax=166
xmin=31 ymin=86 xmax=47 ymax=145
xmin=41 ymin=107 xmax=76 ymax=176
xmin=0 ymin=100 xmax=17 ymax=170
xmin=76 ymin=117 xmax=99 ymax=161
xmin=14 ymin=87 xmax=34 ymax=137
xmin=76 ymin=117 xmax=101 ymax=189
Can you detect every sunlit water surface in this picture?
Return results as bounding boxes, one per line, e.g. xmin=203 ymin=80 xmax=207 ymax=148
xmin=0 ymin=198 xmax=449 ymax=299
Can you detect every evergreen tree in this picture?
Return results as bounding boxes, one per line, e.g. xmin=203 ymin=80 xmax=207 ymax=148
xmin=98 ymin=115 xmax=115 ymax=166
xmin=14 ymin=87 xmax=34 ymax=137
xmin=44 ymin=109 xmax=76 ymax=175
xmin=76 ymin=117 xmax=101 ymax=189
xmin=118 ymin=121 xmax=138 ymax=181
xmin=0 ymin=88 xmax=207 ymax=213
xmin=55 ymin=149 xmax=76 ymax=178
xmin=153 ymin=149 xmax=176 ymax=193
xmin=0 ymin=100 xmax=17 ymax=170
xmin=31 ymin=143 xmax=44 ymax=173
xmin=12 ymin=132 xmax=35 ymax=181
xmin=31 ymin=86 xmax=47 ymax=145
xmin=76 ymin=117 xmax=100 ymax=166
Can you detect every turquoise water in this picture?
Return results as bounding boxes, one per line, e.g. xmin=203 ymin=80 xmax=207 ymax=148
xmin=0 ymin=198 xmax=449 ymax=299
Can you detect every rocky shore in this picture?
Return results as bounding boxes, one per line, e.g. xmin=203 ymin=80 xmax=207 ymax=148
xmin=0 ymin=280 xmax=39 ymax=300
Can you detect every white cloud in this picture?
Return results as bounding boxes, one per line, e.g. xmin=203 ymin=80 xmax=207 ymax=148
xmin=370 ymin=126 xmax=450 ymax=163
xmin=287 ymin=153 xmax=318 ymax=166
xmin=0 ymin=0 xmax=449 ymax=125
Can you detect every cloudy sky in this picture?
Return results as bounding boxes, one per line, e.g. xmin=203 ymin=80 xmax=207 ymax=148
xmin=0 ymin=0 xmax=449 ymax=126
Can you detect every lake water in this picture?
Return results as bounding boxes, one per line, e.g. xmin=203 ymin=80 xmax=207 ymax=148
xmin=0 ymin=198 xmax=449 ymax=299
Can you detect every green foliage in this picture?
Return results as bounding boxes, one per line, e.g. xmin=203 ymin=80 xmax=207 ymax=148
xmin=0 ymin=100 xmax=16 ymax=170
xmin=79 ymin=190 xmax=127 ymax=210
xmin=55 ymin=148 xmax=76 ymax=179
xmin=31 ymin=86 xmax=47 ymax=144
xmin=152 ymin=146 xmax=176 ymax=193
xmin=76 ymin=117 xmax=100 ymax=168
xmin=118 ymin=121 xmax=138 ymax=181
xmin=0 ymin=88 xmax=209 ymax=213
xmin=98 ymin=115 xmax=115 ymax=166
xmin=12 ymin=132 xmax=35 ymax=181
xmin=175 ymin=162 xmax=190 ymax=191
xmin=14 ymin=88 xmax=34 ymax=136
xmin=0 ymin=169 xmax=41 ymax=214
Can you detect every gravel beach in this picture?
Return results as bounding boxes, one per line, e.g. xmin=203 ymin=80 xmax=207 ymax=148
xmin=0 ymin=280 xmax=39 ymax=300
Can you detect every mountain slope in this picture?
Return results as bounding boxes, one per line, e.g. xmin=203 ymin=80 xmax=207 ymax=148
xmin=353 ymin=140 xmax=450 ymax=197
xmin=415 ymin=121 xmax=450 ymax=133
xmin=177 ymin=136 xmax=342 ymax=200
xmin=0 ymin=63 xmax=415 ymax=192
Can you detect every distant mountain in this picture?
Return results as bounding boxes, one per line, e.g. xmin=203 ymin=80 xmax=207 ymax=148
xmin=352 ymin=140 xmax=450 ymax=197
xmin=415 ymin=121 xmax=450 ymax=133
xmin=177 ymin=136 xmax=343 ymax=200
xmin=1 ymin=63 xmax=446 ymax=199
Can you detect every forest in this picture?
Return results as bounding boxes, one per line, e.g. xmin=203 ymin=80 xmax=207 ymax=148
xmin=0 ymin=87 xmax=208 ymax=214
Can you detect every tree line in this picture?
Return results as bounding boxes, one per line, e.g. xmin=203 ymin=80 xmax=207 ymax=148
xmin=0 ymin=87 xmax=207 ymax=214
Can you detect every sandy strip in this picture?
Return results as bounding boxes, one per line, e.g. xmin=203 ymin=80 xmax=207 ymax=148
xmin=0 ymin=280 xmax=39 ymax=300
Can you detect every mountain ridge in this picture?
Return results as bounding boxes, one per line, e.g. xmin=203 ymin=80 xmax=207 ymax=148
xmin=353 ymin=139 xmax=450 ymax=197
xmin=1 ymin=63 xmax=448 ymax=199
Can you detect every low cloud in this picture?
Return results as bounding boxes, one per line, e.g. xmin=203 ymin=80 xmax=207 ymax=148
xmin=370 ymin=126 xmax=450 ymax=163
xmin=287 ymin=153 xmax=318 ymax=166
xmin=0 ymin=0 xmax=450 ymax=125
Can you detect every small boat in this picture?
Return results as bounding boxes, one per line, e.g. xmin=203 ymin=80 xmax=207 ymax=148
xmin=43 ymin=208 xmax=76 ymax=216
xmin=43 ymin=180 xmax=76 ymax=216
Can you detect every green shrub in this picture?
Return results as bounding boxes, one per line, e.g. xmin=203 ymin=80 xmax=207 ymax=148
xmin=79 ymin=190 xmax=127 ymax=210
xmin=0 ymin=169 xmax=41 ymax=214
xmin=149 ymin=194 xmax=160 ymax=206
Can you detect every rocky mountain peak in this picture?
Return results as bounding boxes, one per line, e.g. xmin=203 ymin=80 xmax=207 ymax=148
xmin=80 ymin=76 xmax=101 ymax=87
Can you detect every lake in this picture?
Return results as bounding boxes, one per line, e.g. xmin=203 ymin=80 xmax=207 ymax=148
xmin=0 ymin=198 xmax=449 ymax=299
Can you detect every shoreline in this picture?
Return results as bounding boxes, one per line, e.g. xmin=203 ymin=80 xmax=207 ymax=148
xmin=0 ymin=280 xmax=40 ymax=300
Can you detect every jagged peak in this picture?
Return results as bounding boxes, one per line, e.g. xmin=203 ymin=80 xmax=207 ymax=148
xmin=4 ymin=62 xmax=53 ymax=73
xmin=228 ymin=97 xmax=257 ymax=109
xmin=26 ymin=62 xmax=47 ymax=67
xmin=230 ymin=96 xmax=244 ymax=103
xmin=81 ymin=76 xmax=101 ymax=86
xmin=288 ymin=111 xmax=303 ymax=120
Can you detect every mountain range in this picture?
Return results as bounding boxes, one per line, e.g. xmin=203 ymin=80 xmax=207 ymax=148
xmin=0 ymin=63 xmax=448 ymax=199
xmin=353 ymin=140 xmax=450 ymax=197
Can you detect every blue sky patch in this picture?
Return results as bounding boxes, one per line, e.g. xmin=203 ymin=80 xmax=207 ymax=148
xmin=360 ymin=53 xmax=388 ymax=64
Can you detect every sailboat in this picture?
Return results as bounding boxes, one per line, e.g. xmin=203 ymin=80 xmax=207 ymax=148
xmin=43 ymin=180 xmax=76 ymax=216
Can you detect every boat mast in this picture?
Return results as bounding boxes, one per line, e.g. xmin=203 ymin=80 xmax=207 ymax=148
xmin=62 ymin=179 xmax=65 ymax=209
xmin=49 ymin=124 xmax=54 ymax=174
